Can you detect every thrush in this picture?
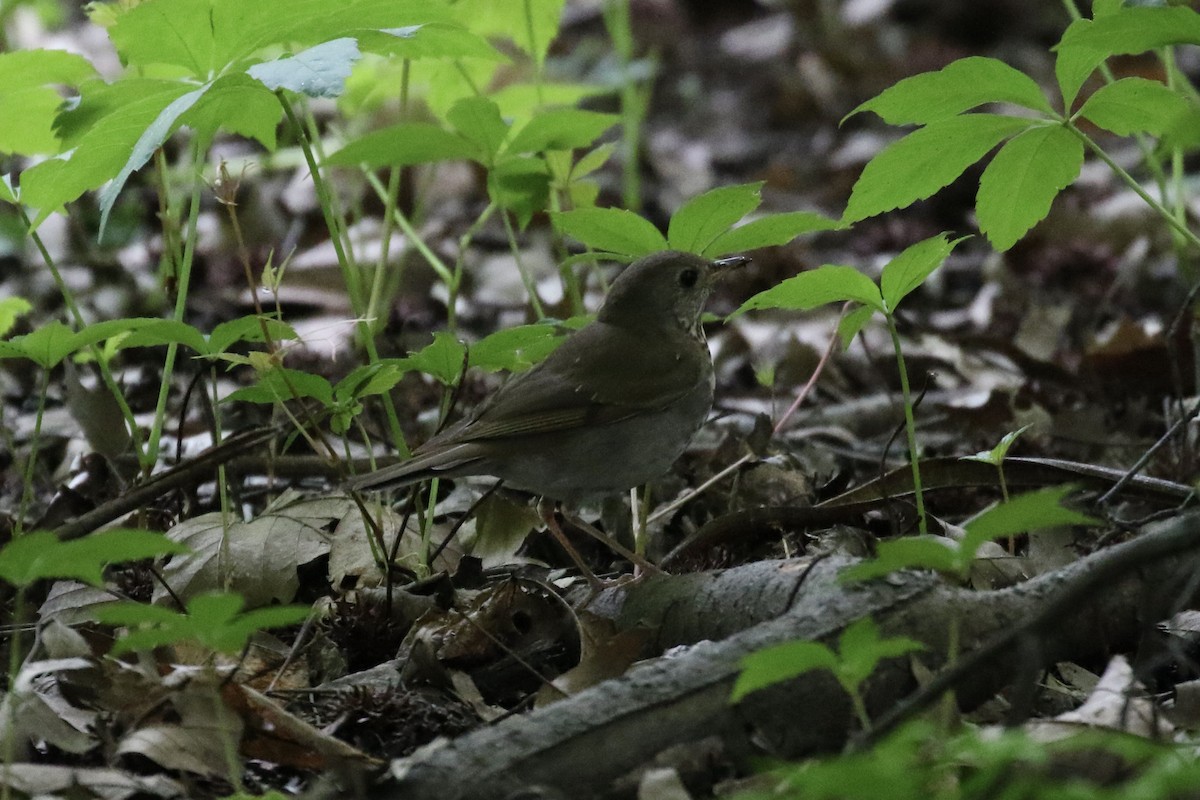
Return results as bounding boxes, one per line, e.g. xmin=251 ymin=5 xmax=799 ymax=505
xmin=347 ymin=250 xmax=746 ymax=503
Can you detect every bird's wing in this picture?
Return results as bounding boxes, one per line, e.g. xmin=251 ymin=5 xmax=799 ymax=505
xmin=456 ymin=322 xmax=706 ymax=441
xmin=345 ymin=440 xmax=485 ymax=491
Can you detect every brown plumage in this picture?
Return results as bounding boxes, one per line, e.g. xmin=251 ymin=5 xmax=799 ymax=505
xmin=347 ymin=250 xmax=747 ymax=503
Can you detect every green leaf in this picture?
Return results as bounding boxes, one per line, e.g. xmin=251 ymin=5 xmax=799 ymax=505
xmin=836 ymin=618 xmax=924 ymax=691
xmin=849 ymin=56 xmax=1053 ymax=125
xmin=247 ymin=38 xmax=361 ymax=98
xmin=489 ymin=155 xmax=551 ymax=228
xmin=976 ymin=125 xmax=1083 ymax=252
xmin=406 ymin=332 xmax=466 ymax=385
xmin=0 ymin=50 xmax=97 ymax=155
xmin=962 ymin=425 xmax=1031 ymax=467
xmin=734 ymin=265 xmax=884 ymax=317
xmin=99 ymin=84 xmax=210 ymax=240
xmin=506 ymin=109 xmax=618 ymax=154
xmin=184 ymin=72 xmax=280 ymax=149
xmin=99 ymin=590 xmax=309 ymax=655
xmin=470 ymin=323 xmax=565 ymax=372
xmin=961 ymin=486 xmax=1101 ymax=557
xmin=0 ymin=296 xmax=32 ymax=337
xmin=226 ymin=367 xmax=333 ymax=405
xmin=109 ymin=0 xmax=218 ymax=74
xmin=667 ymin=183 xmax=763 ymax=255
xmin=358 ymin=23 xmax=506 ymax=61
xmin=880 ymin=233 xmax=964 ymax=311
xmin=1055 ymin=6 xmax=1200 ymax=109
xmin=20 ymin=82 xmax=194 ymax=226
xmin=113 ymin=319 xmax=210 ymax=354
xmin=1076 ymin=77 xmax=1192 ymax=137
xmin=0 ymin=318 xmax=160 ymax=369
xmin=1159 ymin=106 xmax=1200 ymax=151
xmin=731 ymin=639 xmax=839 ymax=702
xmin=840 ymin=537 xmax=960 ymax=583
xmin=843 ymin=114 xmax=1033 ymax=224
xmin=0 ymin=529 xmax=188 ymax=589
xmin=838 ymin=305 xmax=875 ymax=349
xmin=214 ymin=0 xmax=453 ymax=69
xmin=490 ymin=81 xmax=609 ymax=119
xmin=571 ymin=143 xmax=615 ymax=181
xmin=208 ymin=316 xmax=297 ymax=355
xmin=326 ymin=122 xmax=477 ymax=168
xmin=510 ymin=0 xmax=565 ymax=68
xmin=446 ymin=96 xmax=509 ymax=164
xmin=551 ymin=208 xmax=668 ymax=257
xmin=333 ymin=362 xmax=408 ymax=401
xmin=702 ymin=211 xmax=841 ymax=258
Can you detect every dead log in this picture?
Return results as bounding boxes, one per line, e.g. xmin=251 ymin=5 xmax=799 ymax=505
xmin=369 ymin=510 xmax=1200 ymax=800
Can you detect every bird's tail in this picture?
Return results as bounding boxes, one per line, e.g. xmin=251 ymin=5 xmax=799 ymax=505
xmin=345 ymin=442 xmax=482 ymax=493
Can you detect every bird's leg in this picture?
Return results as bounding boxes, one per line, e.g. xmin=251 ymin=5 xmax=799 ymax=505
xmin=538 ymin=500 xmax=604 ymax=590
xmin=562 ymin=512 xmax=663 ymax=578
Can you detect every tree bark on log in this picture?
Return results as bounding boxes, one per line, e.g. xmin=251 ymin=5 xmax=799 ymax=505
xmin=369 ymin=510 xmax=1200 ymax=800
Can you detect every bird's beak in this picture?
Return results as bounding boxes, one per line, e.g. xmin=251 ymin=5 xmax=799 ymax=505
xmin=712 ymin=255 xmax=751 ymax=275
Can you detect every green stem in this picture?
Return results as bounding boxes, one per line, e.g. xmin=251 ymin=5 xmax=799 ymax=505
xmin=146 ymin=139 xmax=204 ymax=469
xmin=1057 ymin=0 xmax=1170 ymax=201
xmin=522 ymin=0 xmax=545 ymax=106
xmin=603 ymin=0 xmax=643 ymax=211
xmin=885 ymin=313 xmax=927 ymax=535
xmin=365 ymin=60 xmax=412 ymax=336
xmin=500 ymin=209 xmax=546 ymax=319
xmin=19 ymin=210 xmax=147 ymax=461
xmin=278 ymin=93 xmax=410 ymax=458
xmin=14 ymin=369 xmax=51 ymax=536
xmin=1068 ymin=124 xmax=1200 ymax=252
xmin=362 ymin=171 xmax=455 ymax=287
xmin=848 ymin=686 xmax=872 ymax=732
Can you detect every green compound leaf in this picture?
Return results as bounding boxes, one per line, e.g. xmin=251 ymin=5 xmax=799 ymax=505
xmin=844 ymin=114 xmax=1032 ymax=224
xmin=99 ymin=84 xmax=210 ymax=239
xmin=506 ymin=109 xmax=618 ymax=155
xmin=880 ymin=233 xmax=964 ymax=311
xmin=0 ymin=50 xmax=97 ymax=155
xmin=1055 ymin=6 xmax=1200 ymax=109
xmin=1076 ymin=77 xmax=1192 ymax=137
xmin=0 ymin=529 xmax=187 ymax=589
xmin=734 ymin=265 xmax=884 ymax=317
xmin=961 ymin=485 xmax=1100 ymax=557
xmin=445 ymin=96 xmax=509 ymax=164
xmin=551 ymin=208 xmax=668 ymax=258
xmin=703 ymin=211 xmax=841 ymax=258
xmin=977 ymin=124 xmax=1082 ymax=252
xmin=667 ymin=183 xmax=763 ymax=255
xmin=247 ymin=38 xmax=361 ymax=98
xmin=849 ymin=56 xmax=1053 ymax=125
xmin=327 ymin=122 xmax=478 ymax=168
xmin=184 ymin=72 xmax=280 ymax=149
xmin=109 ymin=0 xmax=220 ymax=74
xmin=20 ymin=81 xmax=194 ymax=227
xmin=469 ymin=323 xmax=566 ymax=373
xmin=358 ymin=23 xmax=506 ymax=60
xmin=404 ymin=331 xmax=467 ymax=386
xmin=731 ymin=639 xmax=838 ymax=702
xmin=835 ymin=618 xmax=924 ymax=691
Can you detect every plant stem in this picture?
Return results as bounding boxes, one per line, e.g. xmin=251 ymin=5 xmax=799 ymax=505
xmin=19 ymin=210 xmax=147 ymax=460
xmin=146 ymin=138 xmax=204 ymax=469
xmin=14 ymin=369 xmax=50 ymax=536
xmin=279 ymin=92 xmax=410 ymax=458
xmin=603 ymin=0 xmax=644 ymax=211
xmin=1067 ymin=124 xmax=1200 ymax=253
xmin=885 ymin=313 xmax=927 ymax=535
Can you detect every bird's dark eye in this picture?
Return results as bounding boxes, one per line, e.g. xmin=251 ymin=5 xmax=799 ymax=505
xmin=679 ymin=267 xmax=700 ymax=288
